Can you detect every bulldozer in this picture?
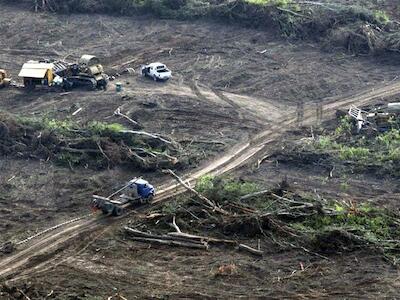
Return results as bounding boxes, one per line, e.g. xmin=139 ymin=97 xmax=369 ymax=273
xmin=63 ymin=55 xmax=108 ymax=90
xmin=0 ymin=69 xmax=11 ymax=89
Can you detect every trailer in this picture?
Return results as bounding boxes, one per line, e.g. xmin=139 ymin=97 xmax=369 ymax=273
xmin=92 ymin=178 xmax=155 ymax=216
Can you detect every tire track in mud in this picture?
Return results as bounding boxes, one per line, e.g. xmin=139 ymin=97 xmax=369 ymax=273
xmin=211 ymin=88 xmax=244 ymax=120
xmin=1 ymin=80 xmax=400 ymax=281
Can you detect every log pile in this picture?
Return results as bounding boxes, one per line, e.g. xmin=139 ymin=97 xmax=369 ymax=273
xmin=124 ymin=216 xmax=263 ymax=256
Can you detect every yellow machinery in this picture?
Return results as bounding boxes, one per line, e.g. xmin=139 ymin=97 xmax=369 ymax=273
xmin=0 ymin=69 xmax=11 ymax=88
xmin=18 ymin=61 xmax=54 ymax=89
xmin=18 ymin=55 xmax=108 ymax=90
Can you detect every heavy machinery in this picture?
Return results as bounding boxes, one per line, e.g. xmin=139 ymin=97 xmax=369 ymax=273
xmin=92 ymin=178 xmax=155 ymax=216
xmin=64 ymin=55 xmax=108 ymax=90
xmin=18 ymin=55 xmax=108 ymax=90
xmin=348 ymin=103 xmax=400 ymax=132
xmin=0 ymin=69 xmax=11 ymax=88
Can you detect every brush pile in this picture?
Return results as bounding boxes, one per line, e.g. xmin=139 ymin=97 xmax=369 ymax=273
xmin=0 ymin=113 xmax=182 ymax=170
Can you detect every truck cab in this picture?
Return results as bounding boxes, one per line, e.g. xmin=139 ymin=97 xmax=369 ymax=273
xmin=127 ymin=178 xmax=155 ymax=201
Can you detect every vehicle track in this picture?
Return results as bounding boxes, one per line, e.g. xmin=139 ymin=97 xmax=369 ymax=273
xmin=1 ymin=80 xmax=400 ymax=281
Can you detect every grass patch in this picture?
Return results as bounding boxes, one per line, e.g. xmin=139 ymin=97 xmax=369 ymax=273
xmin=196 ymin=175 xmax=259 ymax=203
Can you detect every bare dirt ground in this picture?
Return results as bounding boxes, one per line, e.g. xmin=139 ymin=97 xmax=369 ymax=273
xmin=1 ymin=3 xmax=400 ymax=299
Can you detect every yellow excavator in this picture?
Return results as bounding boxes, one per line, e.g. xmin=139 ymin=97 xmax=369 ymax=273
xmin=0 ymin=69 xmax=11 ymax=88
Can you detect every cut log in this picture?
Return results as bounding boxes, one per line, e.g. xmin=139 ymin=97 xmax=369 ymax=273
xmin=240 ymin=189 xmax=270 ymax=201
xmin=124 ymin=227 xmax=262 ymax=256
xmin=122 ymin=130 xmax=173 ymax=145
xmin=126 ymin=236 xmax=208 ymax=250
xmin=167 ymin=232 xmax=236 ymax=245
xmin=238 ymin=244 xmax=263 ymax=256
xmin=124 ymin=227 xmax=206 ymax=244
xmin=178 ymin=139 xmax=226 ymax=146
xmin=114 ymin=107 xmax=139 ymax=126
xmin=171 ymin=216 xmax=182 ymax=233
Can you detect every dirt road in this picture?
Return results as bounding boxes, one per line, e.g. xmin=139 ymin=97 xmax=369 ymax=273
xmin=1 ymin=79 xmax=400 ymax=282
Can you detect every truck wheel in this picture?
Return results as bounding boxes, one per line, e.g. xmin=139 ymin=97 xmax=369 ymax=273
xmin=101 ymin=202 xmax=114 ymax=215
xmin=145 ymin=194 xmax=154 ymax=204
xmin=112 ymin=206 xmax=124 ymax=216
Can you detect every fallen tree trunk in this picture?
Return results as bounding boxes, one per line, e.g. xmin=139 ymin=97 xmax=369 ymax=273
xmin=240 ymin=189 xmax=270 ymax=201
xmin=167 ymin=232 xmax=236 ymax=245
xmin=238 ymin=243 xmax=263 ymax=256
xmin=126 ymin=236 xmax=209 ymax=250
xmin=121 ymin=130 xmax=173 ymax=145
xmin=124 ymin=225 xmax=263 ymax=256
xmin=165 ymin=169 xmax=230 ymax=215
xmin=124 ymin=227 xmax=207 ymax=245
xmin=170 ymin=216 xmax=263 ymax=256
xmin=114 ymin=107 xmax=140 ymax=127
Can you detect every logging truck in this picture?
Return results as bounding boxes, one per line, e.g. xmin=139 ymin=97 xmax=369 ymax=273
xmin=92 ymin=178 xmax=155 ymax=216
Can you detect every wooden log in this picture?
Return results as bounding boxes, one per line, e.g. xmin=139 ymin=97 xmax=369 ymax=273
xmin=165 ymin=169 xmax=229 ymax=215
xmin=168 ymin=232 xmax=236 ymax=245
xmin=124 ymin=227 xmax=206 ymax=245
xmin=132 ymin=147 xmax=178 ymax=164
xmin=240 ymin=189 xmax=270 ymax=201
xmin=178 ymin=139 xmax=226 ymax=146
xmin=238 ymin=244 xmax=263 ymax=256
xmin=122 ymin=130 xmax=173 ymax=144
xmin=126 ymin=236 xmax=208 ymax=250
xmin=114 ymin=107 xmax=139 ymax=126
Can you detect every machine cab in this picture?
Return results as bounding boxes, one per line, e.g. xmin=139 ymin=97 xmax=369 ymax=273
xmin=129 ymin=178 xmax=155 ymax=199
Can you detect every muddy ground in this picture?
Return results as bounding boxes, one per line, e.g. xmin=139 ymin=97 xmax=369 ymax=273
xmin=1 ymin=2 xmax=400 ymax=299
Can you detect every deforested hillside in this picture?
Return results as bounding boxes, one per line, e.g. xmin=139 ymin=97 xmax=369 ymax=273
xmin=1 ymin=1 xmax=400 ymax=299
xmin=5 ymin=0 xmax=400 ymax=55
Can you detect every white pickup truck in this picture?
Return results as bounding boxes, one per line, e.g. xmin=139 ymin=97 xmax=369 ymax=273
xmin=141 ymin=62 xmax=172 ymax=81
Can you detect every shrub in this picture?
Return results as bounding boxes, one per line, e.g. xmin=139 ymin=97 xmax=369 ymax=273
xmin=196 ymin=176 xmax=259 ymax=203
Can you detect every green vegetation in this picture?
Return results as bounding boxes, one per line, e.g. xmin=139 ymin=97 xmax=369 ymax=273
xmin=19 ymin=117 xmax=126 ymax=137
xmin=310 ymin=117 xmax=400 ymax=176
xmin=156 ymin=175 xmax=400 ymax=262
xmin=0 ymin=113 xmax=181 ymax=170
xmin=301 ymin=202 xmax=393 ymax=241
xmin=196 ymin=175 xmax=259 ymax=203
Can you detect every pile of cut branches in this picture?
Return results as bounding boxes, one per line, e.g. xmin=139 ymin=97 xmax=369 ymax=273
xmin=124 ymin=175 xmax=400 ymax=264
xmin=0 ymin=113 xmax=182 ymax=170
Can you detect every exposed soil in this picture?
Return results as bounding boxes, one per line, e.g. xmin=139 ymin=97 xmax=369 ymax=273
xmin=1 ymin=3 xmax=400 ymax=299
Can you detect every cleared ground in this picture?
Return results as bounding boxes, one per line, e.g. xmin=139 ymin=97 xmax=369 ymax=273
xmin=1 ymin=3 xmax=400 ymax=299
